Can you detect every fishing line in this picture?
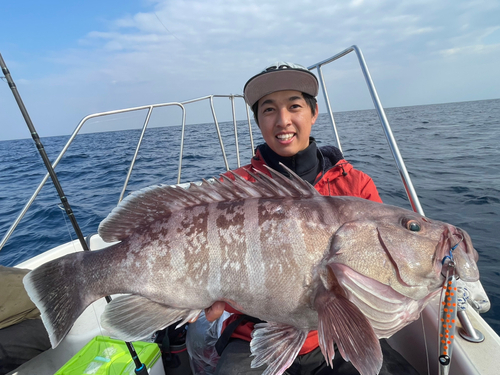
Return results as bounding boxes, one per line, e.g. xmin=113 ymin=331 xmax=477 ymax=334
xmin=420 ymin=315 xmax=431 ymax=375
xmin=154 ymin=11 xmax=182 ymax=42
xmin=58 ymin=203 xmax=75 ymax=243
xmin=441 ymin=234 xmax=463 ymax=278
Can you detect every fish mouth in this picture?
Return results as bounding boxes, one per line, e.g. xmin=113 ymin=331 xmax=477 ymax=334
xmin=437 ymin=225 xmax=479 ymax=282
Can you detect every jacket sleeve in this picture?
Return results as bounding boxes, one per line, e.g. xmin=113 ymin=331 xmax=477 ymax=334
xmin=357 ymin=173 xmax=383 ymax=203
xmin=316 ymin=162 xmax=383 ymax=203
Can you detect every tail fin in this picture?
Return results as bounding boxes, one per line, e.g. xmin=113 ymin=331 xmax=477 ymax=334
xmin=23 ymin=252 xmax=92 ymax=348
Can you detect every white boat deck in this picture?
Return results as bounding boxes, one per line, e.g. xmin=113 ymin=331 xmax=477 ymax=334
xmin=10 ymin=230 xmax=500 ymax=375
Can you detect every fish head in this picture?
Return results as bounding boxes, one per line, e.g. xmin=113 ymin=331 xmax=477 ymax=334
xmin=329 ymin=203 xmax=479 ymax=299
xmin=376 ymin=213 xmax=479 ymax=284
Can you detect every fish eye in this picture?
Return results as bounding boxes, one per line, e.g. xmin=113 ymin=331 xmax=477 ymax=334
xmin=406 ymin=220 xmax=421 ymax=232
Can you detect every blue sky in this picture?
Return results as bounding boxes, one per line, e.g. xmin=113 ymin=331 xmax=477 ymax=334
xmin=1 ymin=0 xmax=500 ymax=141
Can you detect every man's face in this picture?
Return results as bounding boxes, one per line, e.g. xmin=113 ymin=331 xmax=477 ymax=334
xmin=257 ymin=90 xmax=318 ymax=157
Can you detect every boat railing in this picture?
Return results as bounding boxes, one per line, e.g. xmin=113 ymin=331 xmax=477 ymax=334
xmin=3 ymin=45 xmax=420 ymax=251
xmin=308 ymin=45 xmax=483 ymax=345
xmin=308 ymin=45 xmax=424 ymax=215
xmin=0 ymin=94 xmax=253 ymax=251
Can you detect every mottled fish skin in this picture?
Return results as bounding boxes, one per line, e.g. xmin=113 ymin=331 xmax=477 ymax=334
xmin=116 ymin=196 xmax=336 ymax=326
xmin=23 ymin=166 xmax=480 ymax=375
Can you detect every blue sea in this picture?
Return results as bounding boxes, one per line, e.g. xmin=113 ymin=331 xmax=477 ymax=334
xmin=0 ymin=98 xmax=499 ymax=335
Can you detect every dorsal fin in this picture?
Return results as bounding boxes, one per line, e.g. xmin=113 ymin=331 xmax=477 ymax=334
xmin=98 ymin=164 xmax=319 ymax=242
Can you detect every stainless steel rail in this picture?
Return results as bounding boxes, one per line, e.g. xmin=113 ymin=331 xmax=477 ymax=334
xmin=308 ymin=45 xmax=424 ymax=216
xmin=309 ymin=44 xmax=483 ymax=345
xmin=0 ymin=95 xmax=249 ymax=251
xmin=175 ymin=94 xmax=250 ymax=172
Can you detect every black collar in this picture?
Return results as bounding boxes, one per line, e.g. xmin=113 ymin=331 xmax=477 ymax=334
xmin=257 ymin=138 xmax=322 ymax=185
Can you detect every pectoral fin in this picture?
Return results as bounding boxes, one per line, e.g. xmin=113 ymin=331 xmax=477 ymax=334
xmin=101 ymin=294 xmax=202 ymax=341
xmin=250 ymin=322 xmax=308 ymax=375
xmin=315 ymin=266 xmax=382 ymax=375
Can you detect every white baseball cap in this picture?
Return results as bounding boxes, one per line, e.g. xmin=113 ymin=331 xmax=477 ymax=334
xmin=243 ymin=62 xmax=319 ymax=107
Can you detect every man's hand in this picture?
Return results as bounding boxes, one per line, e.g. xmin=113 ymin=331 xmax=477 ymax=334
xmin=189 ymin=301 xmax=226 ymax=323
xmin=205 ymin=301 xmax=226 ymax=322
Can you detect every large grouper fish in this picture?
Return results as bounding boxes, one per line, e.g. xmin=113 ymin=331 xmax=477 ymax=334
xmin=23 ymin=166 xmax=480 ymax=375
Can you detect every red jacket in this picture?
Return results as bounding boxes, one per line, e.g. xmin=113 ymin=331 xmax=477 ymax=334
xmin=221 ymin=148 xmax=382 ymax=355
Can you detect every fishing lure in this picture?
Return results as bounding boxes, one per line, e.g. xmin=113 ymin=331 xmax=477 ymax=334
xmin=438 ymin=236 xmax=462 ymax=375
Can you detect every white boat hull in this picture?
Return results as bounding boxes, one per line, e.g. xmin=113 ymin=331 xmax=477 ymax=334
xmin=11 ymin=235 xmax=500 ymax=375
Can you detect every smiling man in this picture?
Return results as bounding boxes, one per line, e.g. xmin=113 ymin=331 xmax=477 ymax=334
xmin=231 ymin=62 xmax=382 ymax=200
xmin=197 ymin=62 xmax=417 ymax=375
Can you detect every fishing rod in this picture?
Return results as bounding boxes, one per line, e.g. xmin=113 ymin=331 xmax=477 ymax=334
xmin=0 ymin=52 xmax=90 ymax=253
xmin=0 ymin=53 xmax=149 ymax=375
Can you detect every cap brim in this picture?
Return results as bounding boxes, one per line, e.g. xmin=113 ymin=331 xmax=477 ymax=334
xmin=244 ymin=69 xmax=318 ymax=107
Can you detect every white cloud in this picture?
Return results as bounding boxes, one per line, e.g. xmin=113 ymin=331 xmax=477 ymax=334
xmin=439 ymin=43 xmax=500 ymax=57
xmin=2 ymin=0 xmax=500 ymax=140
